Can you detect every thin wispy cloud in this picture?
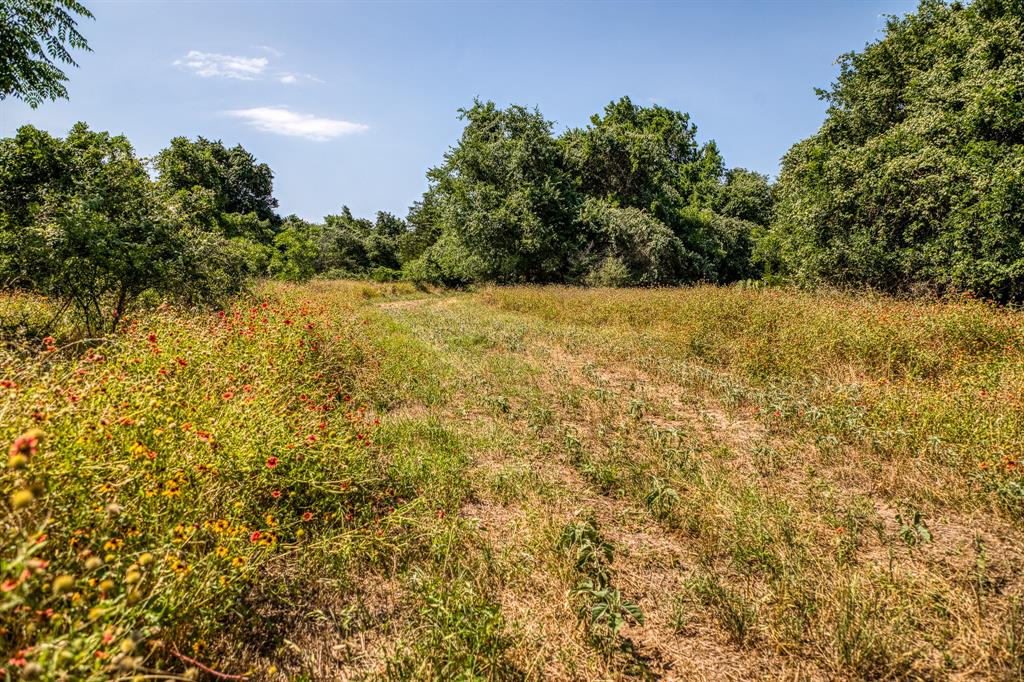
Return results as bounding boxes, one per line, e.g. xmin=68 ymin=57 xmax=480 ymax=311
xmin=174 ymin=50 xmax=268 ymax=80
xmin=278 ymin=71 xmax=324 ymax=85
xmin=227 ymin=107 xmax=368 ymax=141
xmin=174 ymin=49 xmax=323 ymax=84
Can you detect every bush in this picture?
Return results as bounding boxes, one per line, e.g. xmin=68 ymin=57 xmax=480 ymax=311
xmin=370 ymin=266 xmax=403 ymax=283
xmin=585 ymin=257 xmax=632 ymax=287
xmin=765 ymin=0 xmax=1024 ymax=302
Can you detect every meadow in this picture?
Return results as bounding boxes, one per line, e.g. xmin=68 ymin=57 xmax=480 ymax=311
xmin=2 ymin=281 xmax=1024 ymax=680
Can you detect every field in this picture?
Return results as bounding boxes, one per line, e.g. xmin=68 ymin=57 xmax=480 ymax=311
xmin=3 ymin=281 xmax=1024 ymax=680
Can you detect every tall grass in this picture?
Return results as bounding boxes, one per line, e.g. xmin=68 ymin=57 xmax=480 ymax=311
xmin=480 ymin=285 xmax=1024 ymax=517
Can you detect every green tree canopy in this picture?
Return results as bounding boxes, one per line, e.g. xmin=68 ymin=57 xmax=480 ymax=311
xmin=0 ymin=124 xmax=190 ymax=331
xmin=154 ymin=136 xmax=280 ymax=241
xmin=714 ymin=168 xmax=773 ymax=227
xmin=765 ymin=0 xmax=1024 ymax=301
xmin=0 ymin=124 xmax=269 ymax=332
xmin=0 ymin=0 xmax=93 ymax=107
xmin=561 ymin=96 xmax=724 ymax=221
xmin=411 ymin=100 xmax=579 ymax=284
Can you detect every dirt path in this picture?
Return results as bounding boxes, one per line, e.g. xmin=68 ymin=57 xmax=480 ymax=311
xmin=375 ymin=295 xmax=819 ymax=680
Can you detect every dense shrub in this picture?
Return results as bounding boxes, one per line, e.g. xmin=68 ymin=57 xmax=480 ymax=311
xmin=765 ymin=0 xmax=1024 ymax=301
xmin=401 ymin=97 xmax=768 ymax=287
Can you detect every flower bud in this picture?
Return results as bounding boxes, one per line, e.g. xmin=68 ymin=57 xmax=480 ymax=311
xmin=52 ymin=575 xmax=75 ymax=594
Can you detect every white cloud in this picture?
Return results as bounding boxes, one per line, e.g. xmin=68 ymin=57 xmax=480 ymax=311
xmin=174 ymin=50 xmax=268 ymax=80
xmin=174 ymin=49 xmax=324 ymax=85
xmin=227 ymin=107 xmax=368 ymax=141
xmin=277 ymin=71 xmax=324 ymax=85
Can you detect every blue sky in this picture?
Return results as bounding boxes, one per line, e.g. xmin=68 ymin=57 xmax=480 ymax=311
xmin=1 ymin=0 xmax=917 ymax=222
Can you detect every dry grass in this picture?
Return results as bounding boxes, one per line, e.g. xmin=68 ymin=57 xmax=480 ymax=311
xmin=3 ymin=281 xmax=1022 ymax=679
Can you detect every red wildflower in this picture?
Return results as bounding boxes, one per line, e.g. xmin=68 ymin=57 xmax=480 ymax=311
xmin=271 ymin=489 xmax=281 ymax=499
xmin=176 ymin=357 xmax=188 ymax=367
xmin=222 ymin=391 xmax=234 ymax=400
xmin=42 ymin=336 xmax=55 ymax=345
xmin=266 ymin=456 xmax=279 ymax=468
xmin=147 ymin=334 xmax=157 ymax=344
xmin=301 ymin=511 xmax=314 ymax=522
xmin=250 ymin=531 xmax=262 ymax=542
xmin=9 ymin=431 xmax=40 ymax=459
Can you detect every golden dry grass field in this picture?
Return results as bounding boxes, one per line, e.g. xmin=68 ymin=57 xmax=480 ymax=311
xmin=3 ymin=281 xmax=1024 ymax=680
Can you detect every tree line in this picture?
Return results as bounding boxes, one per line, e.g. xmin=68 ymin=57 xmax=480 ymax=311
xmin=1 ymin=0 xmax=1023 ymax=336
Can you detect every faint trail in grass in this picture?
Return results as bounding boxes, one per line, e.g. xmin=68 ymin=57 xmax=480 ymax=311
xmin=375 ymin=295 xmax=808 ymax=680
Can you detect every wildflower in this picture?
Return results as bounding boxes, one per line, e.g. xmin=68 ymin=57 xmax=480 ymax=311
xmin=301 ymin=511 xmax=314 ymax=522
xmin=43 ymin=336 xmax=55 ymax=345
xmin=176 ymin=357 xmax=188 ymax=367
xmin=265 ymin=514 xmax=278 ymax=528
xmin=162 ymin=480 xmax=181 ymax=498
xmin=9 ymin=429 xmax=42 ymax=462
xmin=231 ymin=556 xmax=245 ymax=568
xmin=215 ymin=546 xmax=228 ymax=558
xmin=222 ymin=391 xmax=234 ymax=400
xmin=138 ymin=552 xmax=155 ymax=567
xmin=169 ymin=558 xmax=189 ymax=575
xmin=250 ymin=531 xmax=262 ymax=543
xmin=52 ymin=575 xmax=76 ymax=594
xmin=209 ymin=518 xmax=230 ymax=533
xmin=171 ymin=525 xmax=189 ymax=543
xmin=147 ymin=334 xmax=157 ymax=344
xmin=266 ymin=456 xmax=279 ymax=469
xmin=10 ymin=489 xmax=35 ymax=509
xmin=270 ymin=489 xmax=281 ymax=499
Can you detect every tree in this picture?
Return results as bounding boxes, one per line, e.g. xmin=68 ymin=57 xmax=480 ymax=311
xmin=764 ymin=0 xmax=1024 ymax=301
xmin=561 ymin=97 xmax=724 ymax=219
xmin=575 ymin=198 xmax=688 ymax=286
xmin=0 ymin=0 xmax=93 ymax=107
xmin=560 ymin=97 xmax=732 ymax=283
xmin=714 ymin=168 xmax=773 ymax=226
xmin=0 ymin=124 xmax=192 ymax=332
xmin=270 ymin=216 xmax=319 ymax=282
xmin=365 ymin=211 xmax=405 ymax=270
xmin=0 ymin=123 xmax=268 ymax=333
xmin=154 ymin=136 xmax=280 ymax=239
xmin=412 ymin=100 xmax=579 ymax=283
